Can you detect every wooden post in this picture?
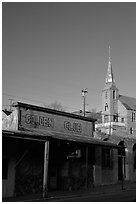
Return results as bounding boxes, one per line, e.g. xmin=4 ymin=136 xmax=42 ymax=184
xmin=85 ymin=145 xmax=88 ymax=190
xmin=43 ymin=141 xmax=49 ymax=198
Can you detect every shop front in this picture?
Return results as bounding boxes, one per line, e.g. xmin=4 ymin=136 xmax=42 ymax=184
xmin=2 ymin=102 xmax=121 ymax=199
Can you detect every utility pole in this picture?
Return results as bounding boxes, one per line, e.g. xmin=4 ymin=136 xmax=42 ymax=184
xmin=81 ymin=88 xmax=88 ymax=191
xmin=9 ymin=98 xmax=13 ymax=111
xmin=81 ymin=88 xmax=88 ymax=117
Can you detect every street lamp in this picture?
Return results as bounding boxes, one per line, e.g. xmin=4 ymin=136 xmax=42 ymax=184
xmin=82 ymin=88 xmax=88 ymax=117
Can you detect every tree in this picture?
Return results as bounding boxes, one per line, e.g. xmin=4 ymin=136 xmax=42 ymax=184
xmin=44 ymin=101 xmax=66 ymax=112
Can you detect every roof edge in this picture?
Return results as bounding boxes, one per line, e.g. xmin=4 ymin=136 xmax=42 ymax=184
xmin=14 ymin=102 xmax=97 ymax=122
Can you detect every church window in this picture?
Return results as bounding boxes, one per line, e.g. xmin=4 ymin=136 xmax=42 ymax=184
xmin=130 ymin=127 xmax=133 ymax=134
xmin=121 ymin=118 xmax=124 ymax=123
xmin=113 ymin=115 xmax=118 ymax=122
xmin=113 ymin=90 xmax=116 ymax=99
xmin=132 ymin=112 xmax=136 ymax=122
xmin=105 ymin=103 xmax=108 ymax=111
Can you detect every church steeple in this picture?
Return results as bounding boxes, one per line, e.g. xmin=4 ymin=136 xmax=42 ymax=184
xmin=105 ymin=46 xmax=115 ymax=85
xmin=102 ymin=46 xmax=119 ymax=133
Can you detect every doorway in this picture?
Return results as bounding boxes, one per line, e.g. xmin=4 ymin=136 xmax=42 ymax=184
xmin=48 ymin=139 xmax=95 ymax=191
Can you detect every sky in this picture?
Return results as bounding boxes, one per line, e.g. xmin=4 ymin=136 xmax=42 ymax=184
xmin=2 ymin=2 xmax=136 ymax=112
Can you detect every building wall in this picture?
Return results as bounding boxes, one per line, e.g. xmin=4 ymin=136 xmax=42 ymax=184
xmin=94 ymin=146 xmax=118 ymax=186
xmin=2 ymin=139 xmax=16 ymax=198
xmin=126 ymin=143 xmax=136 ymax=181
xmin=118 ymin=100 xmax=127 ymax=123
xmin=94 ymin=146 xmax=102 ymax=185
xmin=2 ymin=157 xmax=16 ymax=198
xmin=118 ymin=100 xmax=136 ymax=138
xmin=126 ymin=110 xmax=136 ymax=137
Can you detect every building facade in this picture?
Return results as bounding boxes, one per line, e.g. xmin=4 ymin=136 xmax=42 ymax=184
xmin=95 ymin=48 xmax=136 ymax=182
xmin=3 ymin=102 xmax=121 ymax=199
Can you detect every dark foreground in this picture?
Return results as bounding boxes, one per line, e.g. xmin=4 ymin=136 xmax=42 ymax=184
xmin=45 ymin=189 xmax=136 ymax=202
xmin=3 ymin=181 xmax=136 ymax=202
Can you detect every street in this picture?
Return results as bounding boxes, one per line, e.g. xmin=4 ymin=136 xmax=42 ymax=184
xmin=42 ymin=189 xmax=136 ymax=202
xmin=2 ymin=185 xmax=136 ymax=202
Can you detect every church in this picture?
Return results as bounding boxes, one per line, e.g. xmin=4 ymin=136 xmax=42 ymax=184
xmin=95 ymin=47 xmax=136 ymax=182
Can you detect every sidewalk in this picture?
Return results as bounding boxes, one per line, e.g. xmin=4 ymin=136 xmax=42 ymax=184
xmin=3 ymin=181 xmax=136 ymax=202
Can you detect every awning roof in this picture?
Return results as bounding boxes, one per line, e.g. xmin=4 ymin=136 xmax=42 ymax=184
xmin=3 ymin=129 xmax=121 ymax=148
xmin=50 ymin=132 xmax=120 ymax=148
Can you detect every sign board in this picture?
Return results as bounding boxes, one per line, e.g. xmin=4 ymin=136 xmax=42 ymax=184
xmin=19 ymin=107 xmax=93 ymax=138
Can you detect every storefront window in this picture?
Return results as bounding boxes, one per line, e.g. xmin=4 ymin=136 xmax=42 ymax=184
xmin=102 ymin=148 xmax=113 ymax=169
xmin=67 ymin=149 xmax=81 ymax=159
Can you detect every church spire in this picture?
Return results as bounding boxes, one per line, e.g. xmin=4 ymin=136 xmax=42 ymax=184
xmin=106 ymin=46 xmax=115 ymax=84
xmin=109 ymin=45 xmax=111 ymax=62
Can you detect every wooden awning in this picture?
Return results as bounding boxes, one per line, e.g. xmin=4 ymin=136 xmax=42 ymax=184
xmin=3 ymin=129 xmax=121 ymax=148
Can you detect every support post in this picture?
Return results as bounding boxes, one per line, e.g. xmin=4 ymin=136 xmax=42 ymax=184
xmin=121 ymin=155 xmax=125 ymax=190
xmin=85 ymin=145 xmax=88 ymax=190
xmin=43 ymin=141 xmax=49 ymax=198
xmin=121 ymin=155 xmax=124 ymax=190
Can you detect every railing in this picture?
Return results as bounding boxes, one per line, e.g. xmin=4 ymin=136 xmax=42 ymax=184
xmin=95 ymin=122 xmax=126 ymax=128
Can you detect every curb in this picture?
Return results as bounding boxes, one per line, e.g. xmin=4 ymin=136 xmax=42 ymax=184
xmin=3 ymin=183 xmax=136 ymax=202
xmin=20 ymin=188 xmax=136 ymax=202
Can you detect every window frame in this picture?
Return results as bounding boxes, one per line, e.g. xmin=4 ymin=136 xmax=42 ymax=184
xmin=102 ymin=148 xmax=113 ymax=169
xmin=132 ymin=112 xmax=136 ymax=122
xmin=130 ymin=127 xmax=133 ymax=134
xmin=105 ymin=103 xmax=108 ymax=111
xmin=113 ymin=114 xmax=118 ymax=122
xmin=113 ymin=90 xmax=116 ymax=99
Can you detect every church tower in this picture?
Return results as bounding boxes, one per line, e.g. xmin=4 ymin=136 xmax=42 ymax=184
xmin=102 ymin=46 xmax=119 ymax=134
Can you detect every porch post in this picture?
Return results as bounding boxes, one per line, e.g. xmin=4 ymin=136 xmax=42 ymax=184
xmin=43 ymin=141 xmax=49 ymax=198
xmin=85 ymin=145 xmax=88 ymax=190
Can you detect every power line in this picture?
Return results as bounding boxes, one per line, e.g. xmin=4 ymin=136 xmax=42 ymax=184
xmin=2 ymin=93 xmax=82 ymax=112
xmin=3 ymin=93 xmax=50 ymax=106
xmin=2 ymin=93 xmax=136 ymax=117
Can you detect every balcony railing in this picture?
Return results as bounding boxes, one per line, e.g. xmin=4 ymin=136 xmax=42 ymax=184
xmin=95 ymin=122 xmax=126 ymax=128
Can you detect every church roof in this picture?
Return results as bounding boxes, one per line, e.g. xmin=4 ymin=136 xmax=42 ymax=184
xmin=119 ymin=95 xmax=136 ymax=111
